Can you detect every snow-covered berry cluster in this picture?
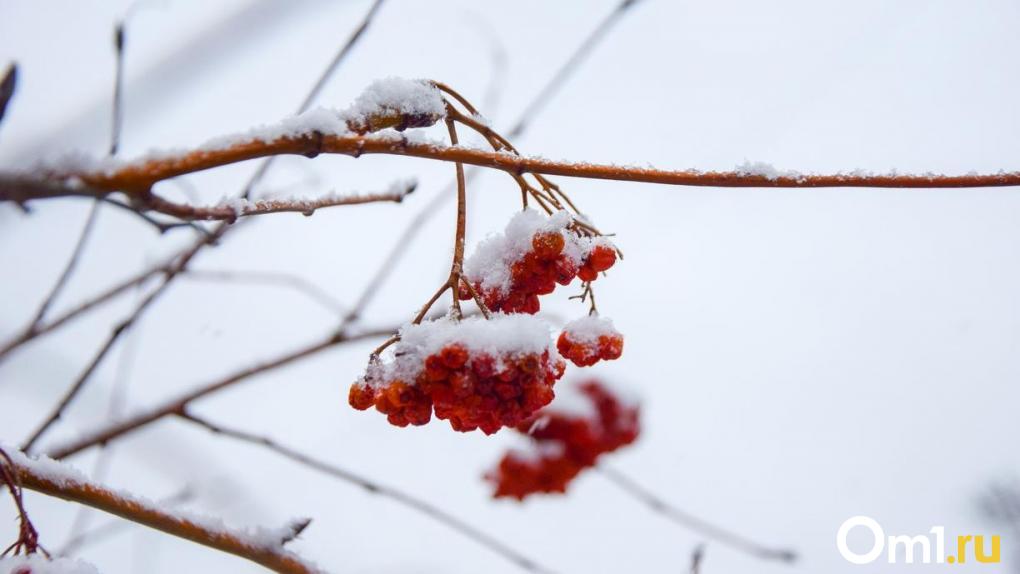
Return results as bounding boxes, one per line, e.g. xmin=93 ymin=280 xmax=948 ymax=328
xmin=459 ymin=210 xmax=617 ymax=314
xmin=486 ymin=379 xmax=639 ymax=499
xmin=556 ymin=315 xmax=624 ymax=367
xmin=349 ymin=314 xmax=566 ymax=434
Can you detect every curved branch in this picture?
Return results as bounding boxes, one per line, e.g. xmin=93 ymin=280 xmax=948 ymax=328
xmin=3 ymin=449 xmax=318 ymax=574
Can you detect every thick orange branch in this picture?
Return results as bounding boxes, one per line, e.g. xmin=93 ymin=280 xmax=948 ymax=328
xmin=6 ymin=455 xmax=318 ymax=574
xmin=72 ymin=133 xmax=1020 ymax=191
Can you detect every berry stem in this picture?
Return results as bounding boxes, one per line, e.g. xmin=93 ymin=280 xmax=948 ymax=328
xmin=459 ymin=277 xmax=492 ymax=319
xmin=445 ymin=115 xmax=467 ymax=320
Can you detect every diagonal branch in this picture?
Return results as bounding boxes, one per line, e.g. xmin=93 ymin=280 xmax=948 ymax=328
xmin=597 ymin=465 xmax=797 ymax=563
xmin=46 ymin=326 xmax=395 ymax=460
xmin=2 ymin=447 xmax=319 ymax=574
xmin=25 ymin=201 xmax=101 ymax=333
xmin=177 ymin=412 xmax=554 ymax=574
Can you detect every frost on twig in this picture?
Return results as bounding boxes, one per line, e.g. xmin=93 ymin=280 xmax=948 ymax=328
xmin=1 ymin=445 xmax=321 ymax=574
xmin=209 ymin=178 xmax=417 ymax=219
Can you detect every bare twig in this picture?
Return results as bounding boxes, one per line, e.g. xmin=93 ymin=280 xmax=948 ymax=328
xmin=182 ymin=269 xmax=347 ymax=316
xmin=444 ymin=117 xmax=467 ymax=319
xmin=239 ymin=0 xmax=388 ymax=199
xmin=21 ymin=242 xmax=215 ymax=453
xmin=177 ymin=412 xmax=555 ymax=574
xmin=4 ymin=450 xmax=317 ymax=574
xmin=143 ymin=185 xmax=412 ymax=221
xmin=507 ymin=0 xmax=645 ymax=138
xmin=47 ymin=326 xmax=395 ymax=460
xmin=690 ymin=544 xmax=706 ymax=574
xmin=16 ymin=0 xmax=396 ymax=446
xmin=25 ymin=201 xmax=101 ymax=333
xmin=0 ymin=261 xmax=163 ymax=362
xmin=597 ymin=465 xmax=797 ymax=564
xmin=110 ymin=22 xmax=126 ymax=156
xmin=0 ymin=63 xmax=16 ymax=128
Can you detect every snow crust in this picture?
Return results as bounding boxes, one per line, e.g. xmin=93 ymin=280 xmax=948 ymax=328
xmin=0 ymin=445 xmax=317 ymax=565
xmin=49 ymin=78 xmax=444 ymax=175
xmin=735 ymin=160 xmax=803 ymax=181
xmin=211 ymin=178 xmax=417 ymax=216
xmin=561 ymin=315 xmax=620 ymax=345
xmin=341 ymin=77 xmax=445 ymax=129
xmin=358 ymin=314 xmax=557 ymax=388
xmin=464 ymin=209 xmax=593 ymax=295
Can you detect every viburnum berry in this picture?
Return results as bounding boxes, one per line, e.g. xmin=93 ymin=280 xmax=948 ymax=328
xmin=487 ymin=379 xmax=640 ymax=499
xmin=458 ymin=209 xmax=617 ymax=314
xmin=556 ymin=315 xmax=624 ymax=367
xmin=349 ymin=314 xmax=567 ymax=434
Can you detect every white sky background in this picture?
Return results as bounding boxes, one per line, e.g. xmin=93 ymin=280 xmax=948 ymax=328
xmin=2 ymin=0 xmax=1020 ymax=572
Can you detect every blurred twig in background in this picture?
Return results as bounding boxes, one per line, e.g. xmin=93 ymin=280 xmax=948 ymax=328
xmin=598 ymin=465 xmax=797 ymax=563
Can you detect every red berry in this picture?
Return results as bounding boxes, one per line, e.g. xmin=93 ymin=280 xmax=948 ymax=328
xmin=487 ymin=379 xmax=640 ymax=499
xmin=587 ymin=245 xmax=617 ymax=272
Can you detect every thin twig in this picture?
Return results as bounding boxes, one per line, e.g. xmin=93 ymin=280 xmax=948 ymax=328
xmin=176 ymin=412 xmax=555 ymax=574
xmin=240 ymin=0 xmax=388 ymax=200
xmin=506 ymin=0 xmax=645 ymax=139
xmin=690 ymin=544 xmax=706 ymax=574
xmin=143 ymin=186 xmax=411 ymax=221
xmin=182 ymin=269 xmax=347 ymax=316
xmin=0 ymin=261 xmax=163 ymax=363
xmin=47 ymin=326 xmax=395 ymax=460
xmin=445 ymin=117 xmax=467 ymax=319
xmin=0 ymin=62 xmax=17 ymax=128
xmin=597 ymin=465 xmax=797 ymax=564
xmin=110 ymin=22 xmax=126 ymax=156
xmin=21 ymin=251 xmax=199 ymax=453
xmin=25 ymin=201 xmax=101 ymax=333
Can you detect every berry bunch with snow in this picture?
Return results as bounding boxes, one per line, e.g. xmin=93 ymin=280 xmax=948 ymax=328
xmin=458 ymin=210 xmax=617 ymax=314
xmin=557 ymin=315 xmax=624 ymax=367
xmin=344 ymin=81 xmax=625 ymax=435
xmin=487 ymin=379 xmax=640 ymax=499
xmin=349 ymin=315 xmax=566 ymax=434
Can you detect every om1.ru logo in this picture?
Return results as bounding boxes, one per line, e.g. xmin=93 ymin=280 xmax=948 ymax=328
xmin=837 ymin=516 xmax=1001 ymax=565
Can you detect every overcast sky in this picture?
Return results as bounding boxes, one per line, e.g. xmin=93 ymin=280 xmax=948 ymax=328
xmin=2 ymin=1 xmax=1020 ymax=573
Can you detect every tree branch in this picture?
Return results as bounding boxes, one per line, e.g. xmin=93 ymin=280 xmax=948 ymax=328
xmin=46 ymin=326 xmax=395 ymax=460
xmin=43 ymin=132 xmax=1020 ymax=195
xmin=597 ymin=465 xmax=796 ymax=563
xmin=2 ymin=448 xmax=318 ymax=574
xmin=177 ymin=412 xmax=554 ymax=574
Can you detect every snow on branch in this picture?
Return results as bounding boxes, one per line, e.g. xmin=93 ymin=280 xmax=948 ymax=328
xmin=60 ymin=130 xmax=1020 ymax=194
xmin=0 ymin=445 xmax=321 ymax=574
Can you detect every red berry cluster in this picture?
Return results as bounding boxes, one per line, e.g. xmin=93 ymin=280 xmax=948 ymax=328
xmin=460 ymin=232 xmax=617 ymax=315
xmin=350 ymin=344 xmax=566 ymax=434
xmin=487 ymin=380 xmax=640 ymax=499
xmin=557 ymin=318 xmax=624 ymax=368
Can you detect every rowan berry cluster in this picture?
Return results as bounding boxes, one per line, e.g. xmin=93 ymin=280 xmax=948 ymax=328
xmin=487 ymin=379 xmax=640 ymax=499
xmin=556 ymin=315 xmax=624 ymax=367
xmin=459 ymin=210 xmax=617 ymax=314
xmin=349 ymin=315 xmax=566 ymax=434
